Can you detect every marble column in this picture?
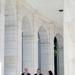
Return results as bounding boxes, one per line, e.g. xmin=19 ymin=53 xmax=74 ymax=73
xmin=33 ymin=16 xmax=40 ymax=73
xmin=58 ymin=48 xmax=64 ymax=75
xmin=48 ymin=24 xmax=54 ymax=75
xmin=0 ymin=0 xmax=5 ymax=75
xmin=4 ymin=1 xmax=22 ymax=74
xmin=64 ymin=0 xmax=75 ymax=75
xmin=22 ymin=36 xmax=35 ymax=74
xmin=40 ymin=43 xmax=49 ymax=75
xmin=0 ymin=14 xmax=4 ymax=75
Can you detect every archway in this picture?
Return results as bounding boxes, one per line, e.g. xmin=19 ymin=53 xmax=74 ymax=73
xmin=38 ymin=26 xmax=48 ymax=75
xmin=5 ymin=0 xmax=17 ymax=75
xmin=54 ymin=37 xmax=58 ymax=75
xmin=22 ymin=16 xmax=33 ymax=73
xmin=54 ymin=34 xmax=64 ymax=75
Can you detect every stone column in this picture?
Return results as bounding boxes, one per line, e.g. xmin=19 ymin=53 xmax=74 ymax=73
xmin=16 ymin=13 xmax=22 ymax=75
xmin=22 ymin=36 xmax=36 ymax=74
xmin=0 ymin=14 xmax=4 ymax=75
xmin=33 ymin=16 xmax=40 ymax=73
xmin=0 ymin=0 xmax=5 ymax=75
xmin=64 ymin=0 xmax=75 ymax=75
xmin=40 ymin=43 xmax=49 ymax=75
xmin=48 ymin=24 xmax=54 ymax=75
xmin=4 ymin=2 xmax=22 ymax=75
xmin=4 ymin=25 xmax=20 ymax=75
xmin=58 ymin=47 xmax=64 ymax=75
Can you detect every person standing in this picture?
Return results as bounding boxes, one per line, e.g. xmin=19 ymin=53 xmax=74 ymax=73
xmin=48 ymin=70 xmax=53 ymax=75
xmin=21 ymin=68 xmax=30 ymax=75
xmin=34 ymin=69 xmax=43 ymax=75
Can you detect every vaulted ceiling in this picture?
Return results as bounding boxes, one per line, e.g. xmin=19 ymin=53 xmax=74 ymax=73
xmin=25 ymin=0 xmax=63 ymax=26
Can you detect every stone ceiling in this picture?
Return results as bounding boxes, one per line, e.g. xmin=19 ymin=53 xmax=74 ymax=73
xmin=25 ymin=0 xmax=63 ymax=26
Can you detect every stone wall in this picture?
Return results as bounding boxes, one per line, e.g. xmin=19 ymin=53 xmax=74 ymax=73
xmin=64 ymin=0 xmax=75 ymax=75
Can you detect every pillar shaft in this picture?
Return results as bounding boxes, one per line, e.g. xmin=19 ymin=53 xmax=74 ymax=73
xmin=0 ymin=0 xmax=5 ymax=75
xmin=49 ymin=24 xmax=54 ymax=75
xmin=64 ymin=0 xmax=75 ymax=75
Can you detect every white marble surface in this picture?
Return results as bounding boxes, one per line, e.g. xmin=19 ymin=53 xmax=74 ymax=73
xmin=64 ymin=0 xmax=75 ymax=75
xmin=0 ymin=1 xmax=5 ymax=74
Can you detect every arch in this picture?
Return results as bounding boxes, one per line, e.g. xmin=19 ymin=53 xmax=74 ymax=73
xmin=38 ymin=26 xmax=48 ymax=75
xmin=4 ymin=0 xmax=17 ymax=75
xmin=38 ymin=26 xmax=48 ymax=44
xmin=55 ymin=34 xmax=63 ymax=49
xmin=54 ymin=33 xmax=64 ymax=75
xmin=22 ymin=16 xmax=33 ymax=73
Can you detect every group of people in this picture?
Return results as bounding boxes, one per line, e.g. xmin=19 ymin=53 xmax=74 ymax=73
xmin=21 ymin=68 xmax=53 ymax=75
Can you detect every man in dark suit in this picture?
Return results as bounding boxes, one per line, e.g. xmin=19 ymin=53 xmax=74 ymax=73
xmin=21 ymin=68 xmax=30 ymax=75
xmin=34 ymin=69 xmax=43 ymax=75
